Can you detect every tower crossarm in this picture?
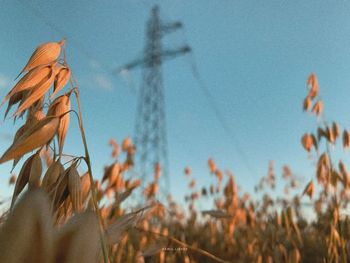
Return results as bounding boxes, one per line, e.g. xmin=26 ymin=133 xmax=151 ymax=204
xmin=161 ymin=21 xmax=183 ymax=35
xmin=118 ymin=45 xmax=191 ymax=72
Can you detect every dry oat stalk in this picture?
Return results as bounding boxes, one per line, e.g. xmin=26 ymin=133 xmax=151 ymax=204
xmin=142 ymin=240 xmax=168 ymax=257
xmin=106 ymin=205 xmax=154 ymax=244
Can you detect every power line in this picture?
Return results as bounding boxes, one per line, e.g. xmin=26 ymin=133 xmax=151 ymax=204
xmin=16 ymin=0 xmax=114 ymax=75
xmin=19 ymin=0 xmax=258 ymax=179
xmin=179 ymin=27 xmax=258 ymax=178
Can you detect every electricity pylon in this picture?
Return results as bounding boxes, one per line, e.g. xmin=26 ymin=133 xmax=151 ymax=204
xmin=119 ymin=5 xmax=190 ymax=196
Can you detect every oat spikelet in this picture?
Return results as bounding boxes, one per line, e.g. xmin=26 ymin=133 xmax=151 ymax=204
xmin=28 ymin=152 xmax=42 ymax=189
xmin=14 ymin=64 xmax=57 ymax=117
xmin=343 ymin=130 xmax=350 ymax=149
xmin=109 ymin=138 xmax=119 ymax=158
xmin=312 ymin=100 xmax=323 ymax=117
xmin=106 ymin=206 xmax=154 ymax=244
xmin=0 ymin=116 xmax=59 ymax=164
xmin=16 ymin=39 xmax=64 ymax=78
xmin=307 ymin=73 xmax=319 ymax=98
xmin=52 ymin=211 xmax=100 ymax=263
xmin=303 ymin=96 xmax=312 ymax=111
xmin=42 ymin=160 xmax=64 ymax=192
xmin=4 ymin=90 xmax=27 ymax=119
xmin=10 ymin=155 xmax=35 ymax=208
xmin=301 ymin=133 xmax=313 ymax=152
xmin=80 ymin=172 xmax=91 ymax=204
xmin=208 ymin=158 xmax=217 ymax=173
xmin=0 ymin=190 xmax=53 ymax=263
xmin=3 ymin=65 xmax=52 ymax=106
xmin=51 ymin=65 xmax=71 ymax=98
xmin=302 ymin=181 xmax=314 ymax=199
xmin=122 ymin=137 xmax=132 ymax=151
xmin=68 ymin=165 xmax=82 ymax=213
xmin=47 ymin=94 xmax=71 ymax=156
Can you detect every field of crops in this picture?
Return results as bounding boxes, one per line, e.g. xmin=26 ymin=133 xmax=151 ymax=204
xmin=0 ymin=40 xmax=349 ymax=263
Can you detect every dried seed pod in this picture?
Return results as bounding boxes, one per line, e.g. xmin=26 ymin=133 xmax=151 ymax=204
xmin=52 ymin=167 xmax=69 ymax=210
xmin=0 ymin=190 xmax=53 ymax=263
xmin=106 ymin=206 xmax=153 ymax=244
xmin=51 ymin=65 xmax=71 ymax=98
xmin=80 ymin=172 xmax=91 ymax=204
xmin=14 ymin=64 xmax=57 ymax=117
xmin=184 ymin=166 xmax=191 ymax=176
xmin=301 ymin=133 xmax=313 ymax=152
xmin=47 ymin=94 xmax=71 ymax=156
xmin=330 ymin=170 xmax=340 ymax=188
xmin=303 ymin=96 xmax=312 ymax=111
xmin=8 ymin=174 xmax=16 ymax=185
xmin=3 ymin=65 xmax=53 ymax=105
xmin=10 ymin=112 xmax=44 ymax=170
xmin=307 ymin=73 xmax=319 ymax=98
xmin=154 ymin=163 xmax=161 ymax=180
xmin=28 ymin=152 xmax=42 ymax=189
xmin=312 ymin=100 xmax=323 ymax=117
xmin=343 ymin=130 xmax=350 ymax=149
xmin=68 ymin=165 xmax=82 ymax=213
xmin=339 ymin=161 xmax=350 ymax=188
xmin=0 ymin=116 xmax=59 ymax=164
xmin=325 ymin=126 xmax=335 ymax=144
xmin=311 ymin=134 xmax=318 ymax=151
xmin=4 ymin=90 xmax=27 ymax=119
xmin=302 ymin=181 xmax=314 ymax=199
xmin=109 ymin=138 xmax=119 ymax=158
xmin=52 ymin=211 xmax=100 ymax=263
xmin=42 ymin=160 xmax=64 ymax=192
xmin=17 ymin=39 xmax=64 ymax=78
xmin=332 ymin=122 xmax=340 ymax=139
xmin=122 ymin=137 xmax=132 ymax=151
xmin=102 ymin=163 xmax=121 ymax=187
xmin=127 ymin=179 xmax=141 ymax=190
xmin=189 ymin=179 xmax=196 ymax=188
xmin=10 ymin=155 xmax=35 ymax=208
xmin=208 ymin=158 xmax=217 ymax=173
xmin=317 ymin=127 xmax=327 ymax=141
xmin=115 ymin=188 xmax=133 ymax=205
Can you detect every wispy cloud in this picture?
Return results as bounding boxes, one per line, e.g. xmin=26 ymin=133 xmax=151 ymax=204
xmin=0 ymin=73 xmax=11 ymax=89
xmin=89 ymin=59 xmax=101 ymax=70
xmin=93 ymin=74 xmax=113 ymax=91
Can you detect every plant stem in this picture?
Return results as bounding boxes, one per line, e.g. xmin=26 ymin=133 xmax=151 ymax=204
xmin=136 ymin=227 xmax=231 ymax=263
xmin=74 ymin=89 xmax=109 ymax=263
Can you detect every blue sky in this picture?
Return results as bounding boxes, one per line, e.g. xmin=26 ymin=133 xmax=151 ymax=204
xmin=1 ymin=0 xmax=350 ymax=203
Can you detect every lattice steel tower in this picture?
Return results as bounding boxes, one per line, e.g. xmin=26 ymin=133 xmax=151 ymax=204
xmin=120 ymin=6 xmax=190 ymax=195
